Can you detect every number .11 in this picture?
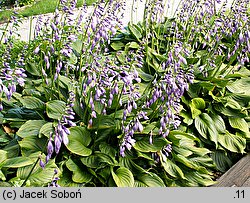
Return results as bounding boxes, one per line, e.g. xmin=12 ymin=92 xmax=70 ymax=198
xmin=235 ymin=190 xmax=245 ymax=199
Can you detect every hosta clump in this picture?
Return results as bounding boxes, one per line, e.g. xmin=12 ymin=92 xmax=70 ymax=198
xmin=175 ymin=0 xmax=250 ymax=172
xmin=0 ymin=0 xmax=215 ymax=187
xmin=0 ymin=0 xmax=249 ymax=187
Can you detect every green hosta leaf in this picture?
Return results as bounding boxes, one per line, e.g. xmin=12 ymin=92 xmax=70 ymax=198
xmin=72 ymin=39 xmax=83 ymax=54
xmin=5 ymin=108 xmax=41 ymax=120
xmin=137 ymin=151 xmax=155 ymax=161
xmin=191 ymin=98 xmax=206 ymax=109
xmin=195 ymin=50 xmax=208 ymax=57
xmin=95 ymin=128 xmax=114 ymax=143
xmin=22 ymin=89 xmax=42 ymax=97
xmin=136 ymin=68 xmax=154 ymax=82
xmin=229 ymin=117 xmax=249 ymax=133
xmin=185 ymin=172 xmax=215 ymax=186
xmin=116 ymin=51 xmax=126 ymax=64
xmin=39 ymin=122 xmax=54 ymax=138
xmin=19 ymin=136 xmax=47 ymax=156
xmin=198 ymin=81 xmax=215 ymax=91
xmin=127 ymin=42 xmax=140 ymax=49
xmin=8 ymin=121 xmax=24 ymax=129
xmin=69 ymin=53 xmax=77 ymax=65
xmin=227 ymin=78 xmax=250 ymax=95
xmin=174 ymin=154 xmax=201 ymax=170
xmin=191 ymin=108 xmax=202 ymax=119
xmin=170 ymin=130 xmax=197 ymax=141
xmin=17 ymin=157 xmax=59 ymax=186
xmin=111 ymin=167 xmax=134 ymax=187
xmin=128 ymin=22 xmax=142 ymax=41
xmin=99 ymin=143 xmax=116 ymax=158
xmin=81 ymin=152 xmax=116 ymax=168
xmin=211 ymin=78 xmax=229 ymax=88
xmin=0 ymin=137 xmax=9 ymax=144
xmin=134 ymin=137 xmax=170 ymax=152
xmin=94 ymin=152 xmax=116 ymax=165
xmin=161 ymin=158 xmax=185 ymax=179
xmin=211 ymin=150 xmax=233 ymax=172
xmin=0 ymin=170 xmax=6 ymax=181
xmin=195 ymin=113 xmax=218 ymax=146
xmin=148 ymin=56 xmax=161 ymax=71
xmin=188 ymin=146 xmax=211 ymax=157
xmin=194 ymin=115 xmax=207 ymax=139
xmin=19 ymin=96 xmax=44 ymax=110
xmin=70 ymin=126 xmax=91 ymax=146
xmin=3 ymin=140 xmax=19 ymax=158
xmin=137 ymin=83 xmax=150 ymax=100
xmin=8 ymin=177 xmax=25 ymax=187
xmin=237 ymin=67 xmax=250 ymax=76
xmin=152 ymin=51 xmax=168 ymax=62
xmin=0 ymin=182 xmax=12 ymax=187
xmin=66 ymin=159 xmax=92 ymax=183
xmin=66 ymin=126 xmax=92 ymax=156
xmin=92 ymin=115 xmax=115 ymax=130
xmin=57 ymin=172 xmax=82 ymax=187
xmin=208 ymin=91 xmax=222 ymax=102
xmin=214 ymin=104 xmax=247 ymax=118
xmin=72 ymin=94 xmax=85 ymax=120
xmin=230 ymin=94 xmax=250 ymax=107
xmin=190 ymin=98 xmax=206 ymax=118
xmin=16 ymin=120 xmax=46 ymax=138
xmin=189 ymin=157 xmax=215 ymax=168
xmin=210 ymin=114 xmax=226 ymax=134
xmin=141 ymin=122 xmax=158 ymax=135
xmin=59 ymin=75 xmax=72 ymax=89
xmin=98 ymin=167 xmax=111 ymax=180
xmin=225 ymin=67 xmax=250 ymax=78
xmin=218 ymin=131 xmax=246 ymax=153
xmin=134 ymin=180 xmax=148 ymax=187
xmin=0 ymin=150 xmax=7 ymax=163
xmin=180 ymin=110 xmax=193 ymax=125
xmin=172 ymin=146 xmax=193 ymax=157
xmin=171 ymin=133 xmax=195 ymax=149
xmin=225 ymin=98 xmax=242 ymax=110
xmin=81 ymin=154 xmax=100 ymax=168
xmin=236 ymin=131 xmax=250 ymax=139
xmin=0 ymin=157 xmax=33 ymax=168
xmin=46 ymin=100 xmax=66 ymax=120
xmin=25 ymin=62 xmax=41 ymax=76
xmin=119 ymin=157 xmax=148 ymax=174
xmin=137 ymin=172 xmax=165 ymax=187
xmin=111 ymin=41 xmax=125 ymax=51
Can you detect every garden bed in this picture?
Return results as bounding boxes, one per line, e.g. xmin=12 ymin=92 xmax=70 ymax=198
xmin=0 ymin=0 xmax=249 ymax=187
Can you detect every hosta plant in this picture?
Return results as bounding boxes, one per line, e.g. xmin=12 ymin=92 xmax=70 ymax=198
xmin=0 ymin=0 xmax=249 ymax=187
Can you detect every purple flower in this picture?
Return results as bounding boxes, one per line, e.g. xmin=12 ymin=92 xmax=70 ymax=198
xmin=137 ymin=119 xmax=144 ymax=132
xmin=47 ymin=138 xmax=54 ymax=159
xmin=51 ymin=22 xmax=57 ymax=31
xmin=39 ymin=159 xmax=45 ymax=169
xmin=34 ymin=46 xmax=40 ymax=54
xmin=239 ymin=32 xmax=244 ymax=43
xmin=0 ymin=103 xmax=3 ymax=111
xmin=61 ymin=130 xmax=69 ymax=145
xmin=149 ymin=131 xmax=153 ymax=144
xmin=44 ymin=55 xmax=50 ymax=69
xmin=54 ymin=134 xmax=62 ymax=154
xmin=48 ymin=169 xmax=60 ymax=187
